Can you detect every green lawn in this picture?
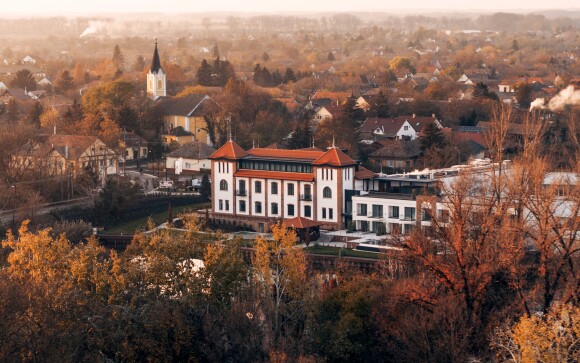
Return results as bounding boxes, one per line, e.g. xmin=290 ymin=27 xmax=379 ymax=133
xmin=104 ymin=203 xmax=209 ymax=234
xmin=305 ymin=245 xmax=379 ymax=259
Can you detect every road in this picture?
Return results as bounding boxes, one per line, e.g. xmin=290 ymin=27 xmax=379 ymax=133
xmin=0 ymin=197 xmax=90 ymax=224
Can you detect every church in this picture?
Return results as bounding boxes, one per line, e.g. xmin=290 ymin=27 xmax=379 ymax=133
xmin=147 ymin=41 xmax=221 ymax=145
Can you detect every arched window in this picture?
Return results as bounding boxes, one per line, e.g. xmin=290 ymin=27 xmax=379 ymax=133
xmin=220 ymin=179 xmax=228 ymax=191
xmin=323 ymin=186 xmax=332 ymax=198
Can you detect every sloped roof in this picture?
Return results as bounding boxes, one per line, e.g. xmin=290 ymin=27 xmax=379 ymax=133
xmin=360 ymin=116 xmax=438 ymax=135
xmin=210 ymin=140 xmax=248 ymax=160
xmin=247 ymin=148 xmax=324 ymax=161
xmin=312 ymin=147 xmax=356 ymax=167
xmin=155 ymin=94 xmax=217 ymax=117
xmin=168 ymin=142 xmax=216 ymax=159
xmin=284 ymin=216 xmax=322 ymax=229
xmin=164 ymin=126 xmax=193 ymax=137
xmin=35 ymin=134 xmax=106 ymax=160
xmin=369 ymin=139 xmax=421 ymax=159
xmin=150 ymin=40 xmax=162 ymax=73
xmin=355 ymin=166 xmax=377 ymax=180
xmin=120 ymin=130 xmax=148 ymax=147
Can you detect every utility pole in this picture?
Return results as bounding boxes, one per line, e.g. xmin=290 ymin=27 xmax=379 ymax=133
xmin=10 ymin=185 xmax=15 ymax=227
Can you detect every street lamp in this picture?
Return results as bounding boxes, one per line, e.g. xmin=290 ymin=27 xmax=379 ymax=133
xmin=10 ymin=185 xmax=15 ymax=227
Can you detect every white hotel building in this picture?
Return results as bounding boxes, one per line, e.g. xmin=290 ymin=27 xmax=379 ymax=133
xmin=207 ymin=140 xmax=378 ymax=232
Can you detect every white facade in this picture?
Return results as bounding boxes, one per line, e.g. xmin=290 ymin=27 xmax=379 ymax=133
xmin=147 ymin=70 xmax=166 ymax=100
xmin=214 ymin=161 xmax=235 ymax=215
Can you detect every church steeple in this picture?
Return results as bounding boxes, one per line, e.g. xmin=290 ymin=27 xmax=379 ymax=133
xmin=150 ymin=39 xmax=162 ymax=74
xmin=147 ymin=39 xmax=166 ymax=100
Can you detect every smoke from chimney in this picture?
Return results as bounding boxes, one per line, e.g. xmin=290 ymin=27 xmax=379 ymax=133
xmin=530 ymin=86 xmax=580 ymax=112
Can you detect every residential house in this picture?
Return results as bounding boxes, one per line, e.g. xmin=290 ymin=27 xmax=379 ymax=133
xmin=119 ymin=130 xmax=148 ymax=161
xmin=368 ymin=139 xmax=422 ymax=173
xmin=359 ymin=115 xmax=442 ymax=141
xmin=156 ymin=94 xmax=222 ymax=145
xmin=18 ymin=134 xmax=118 ymax=185
xmin=166 ymin=141 xmax=216 ymax=175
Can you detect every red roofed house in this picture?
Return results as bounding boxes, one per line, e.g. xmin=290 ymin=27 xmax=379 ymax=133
xmin=205 ymin=140 xmax=369 ymax=232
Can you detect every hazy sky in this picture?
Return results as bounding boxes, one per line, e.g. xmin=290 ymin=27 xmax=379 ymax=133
xmin=4 ymin=0 xmax=579 ymax=14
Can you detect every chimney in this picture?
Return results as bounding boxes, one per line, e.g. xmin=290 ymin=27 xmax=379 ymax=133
xmin=432 ymin=113 xmax=436 ymax=118
xmin=412 ymin=114 xmax=416 ymax=119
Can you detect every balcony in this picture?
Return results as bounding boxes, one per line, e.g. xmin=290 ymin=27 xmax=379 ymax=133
xmin=400 ymin=216 xmax=416 ymax=221
xmin=300 ymin=194 xmax=313 ymax=201
xmin=235 ymin=189 xmax=247 ymax=196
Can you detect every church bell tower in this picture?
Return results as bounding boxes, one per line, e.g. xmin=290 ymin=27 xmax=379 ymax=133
xmin=147 ymin=39 xmax=166 ymax=100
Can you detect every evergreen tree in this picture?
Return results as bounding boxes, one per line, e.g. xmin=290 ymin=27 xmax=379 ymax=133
xmin=420 ymin=122 xmax=446 ymax=151
xmin=375 ymin=90 xmax=390 ymax=118
xmin=132 ymin=55 xmax=146 ymax=72
xmin=212 ymin=43 xmax=220 ymax=59
xmin=27 ymin=101 xmax=43 ymax=127
xmin=196 ymin=59 xmax=212 ymax=86
xmin=271 ymin=69 xmax=283 ymax=86
xmin=515 ymin=82 xmax=532 ymax=109
xmin=283 ymin=68 xmax=297 ymax=83
xmin=473 ymin=82 xmax=498 ymax=101
xmin=10 ymin=69 xmax=36 ymax=91
xmin=262 ymin=52 xmax=270 ymax=62
xmin=200 ymin=174 xmax=211 ymax=200
xmin=288 ymin=118 xmax=313 ymax=149
xmin=112 ymin=44 xmax=124 ymax=70
xmin=327 ymin=52 xmax=335 ymax=61
xmin=343 ymin=95 xmax=365 ymax=123
xmin=56 ymin=70 xmax=75 ymax=93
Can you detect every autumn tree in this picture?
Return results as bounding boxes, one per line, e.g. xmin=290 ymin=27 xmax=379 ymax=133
xmin=491 ymin=304 xmax=580 ymax=362
xmin=252 ymin=222 xmax=307 ymax=347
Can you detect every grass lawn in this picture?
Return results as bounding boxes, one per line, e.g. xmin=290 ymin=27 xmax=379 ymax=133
xmin=104 ymin=203 xmax=209 ymax=234
xmin=305 ymin=245 xmax=379 ymax=259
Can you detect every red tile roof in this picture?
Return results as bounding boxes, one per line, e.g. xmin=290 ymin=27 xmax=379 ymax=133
xmin=355 ymin=166 xmax=378 ymax=180
xmin=247 ymin=148 xmax=324 ymax=161
xmin=312 ymin=148 xmax=356 ymax=167
xmin=234 ymin=170 xmax=315 ymax=182
xmin=284 ymin=216 xmax=322 ymax=229
xmin=210 ymin=140 xmax=248 ymax=160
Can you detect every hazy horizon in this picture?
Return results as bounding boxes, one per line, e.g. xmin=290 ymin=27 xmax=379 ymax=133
xmin=3 ymin=0 xmax=580 ymax=15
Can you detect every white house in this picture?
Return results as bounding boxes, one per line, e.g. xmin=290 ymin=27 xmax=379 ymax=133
xmin=166 ymin=142 xmax=216 ymax=175
xmin=359 ymin=115 xmax=442 ymax=141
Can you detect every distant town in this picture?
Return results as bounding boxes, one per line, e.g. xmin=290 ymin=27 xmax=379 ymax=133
xmin=0 ymin=10 xmax=579 ymax=362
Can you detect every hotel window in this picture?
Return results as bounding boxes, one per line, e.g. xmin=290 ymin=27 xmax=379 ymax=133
xmin=287 ymin=183 xmax=295 ymax=196
xmin=255 ymin=201 xmax=262 ymax=214
xmin=219 ymin=179 xmax=228 ymax=191
xmin=271 ymin=182 xmax=278 ymax=195
xmin=288 ymin=204 xmax=295 ymax=216
xmin=323 ymin=187 xmax=332 ymax=198
xmin=239 ymin=200 xmax=246 ymax=212
xmin=322 ymin=208 xmax=327 ymax=219
xmin=329 ymin=208 xmax=333 ymax=220
xmin=219 ymin=199 xmax=223 ymax=211
xmin=304 ymin=205 xmax=312 ymax=218
xmin=225 ymin=200 xmax=229 ymax=211
xmin=255 ymin=181 xmax=262 ymax=193
xmin=271 ymin=203 xmax=279 ymax=215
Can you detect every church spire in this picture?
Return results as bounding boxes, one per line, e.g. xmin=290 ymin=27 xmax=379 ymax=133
xmin=150 ymin=39 xmax=162 ymax=73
